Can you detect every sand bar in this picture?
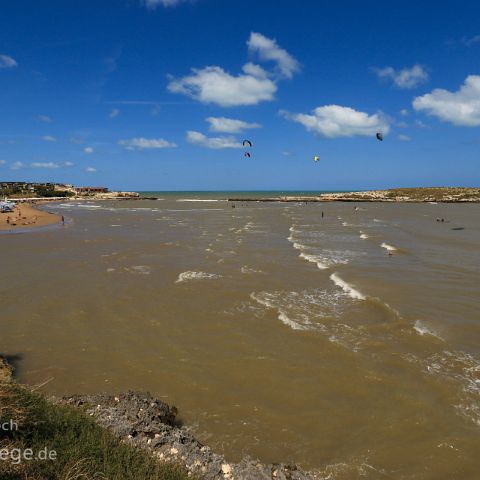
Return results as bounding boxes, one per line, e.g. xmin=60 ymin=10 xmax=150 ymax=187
xmin=0 ymin=202 xmax=62 ymax=231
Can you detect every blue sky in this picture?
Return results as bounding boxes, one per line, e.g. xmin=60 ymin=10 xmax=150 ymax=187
xmin=0 ymin=0 xmax=479 ymax=191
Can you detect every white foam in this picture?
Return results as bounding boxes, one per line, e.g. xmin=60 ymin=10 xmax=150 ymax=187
xmin=127 ymin=265 xmax=152 ymax=275
xmin=299 ymin=252 xmax=328 ymax=270
xmin=380 ymin=242 xmax=397 ymax=251
xmin=330 ymin=273 xmax=366 ymax=300
xmin=360 ymin=233 xmax=369 ymax=239
xmin=424 ymin=350 xmax=480 ymax=426
xmin=414 ymin=320 xmax=443 ymax=340
xmin=292 ymin=242 xmax=305 ymax=251
xmin=241 ymin=266 xmax=263 ymax=274
xmin=175 ymin=271 xmax=221 ymax=283
xmin=249 ymin=292 xmax=307 ymax=330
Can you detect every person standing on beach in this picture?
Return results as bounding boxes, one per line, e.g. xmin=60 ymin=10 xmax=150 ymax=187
xmin=62 ymin=215 xmax=65 ymax=225
xmin=322 ymin=211 xmax=324 ymax=218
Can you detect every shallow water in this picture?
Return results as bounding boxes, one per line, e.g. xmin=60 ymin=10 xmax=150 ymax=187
xmin=1 ymin=196 xmax=479 ymax=478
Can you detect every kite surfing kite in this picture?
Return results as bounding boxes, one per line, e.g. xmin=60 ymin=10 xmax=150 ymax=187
xmin=313 ymin=155 xmax=320 ymax=162
xmin=243 ymin=139 xmax=252 ymax=158
xmin=376 ymin=132 xmax=384 ymax=141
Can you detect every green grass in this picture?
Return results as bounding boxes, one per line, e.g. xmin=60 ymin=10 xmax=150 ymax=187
xmin=0 ymin=383 xmax=191 ymax=480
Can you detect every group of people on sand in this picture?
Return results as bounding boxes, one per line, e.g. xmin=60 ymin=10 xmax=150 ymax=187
xmin=5 ymin=207 xmax=38 ymax=227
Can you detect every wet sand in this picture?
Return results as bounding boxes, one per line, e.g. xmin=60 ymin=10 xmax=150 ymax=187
xmin=0 ymin=202 xmax=62 ymax=231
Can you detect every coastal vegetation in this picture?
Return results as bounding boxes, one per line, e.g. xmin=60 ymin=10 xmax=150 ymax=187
xmin=0 ymin=182 xmax=75 ymax=199
xmin=0 ymin=379 xmax=189 ymax=480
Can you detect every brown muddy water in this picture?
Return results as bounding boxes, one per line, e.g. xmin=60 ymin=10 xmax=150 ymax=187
xmin=1 ymin=196 xmax=479 ymax=479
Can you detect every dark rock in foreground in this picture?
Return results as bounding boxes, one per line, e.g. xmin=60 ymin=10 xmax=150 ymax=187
xmin=62 ymin=391 xmax=315 ymax=480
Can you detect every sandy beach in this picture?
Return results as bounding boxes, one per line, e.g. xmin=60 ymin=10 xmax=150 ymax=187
xmin=0 ymin=202 xmax=62 ymax=231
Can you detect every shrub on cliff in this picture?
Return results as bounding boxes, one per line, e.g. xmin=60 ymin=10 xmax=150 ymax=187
xmin=0 ymin=383 xmax=190 ymax=480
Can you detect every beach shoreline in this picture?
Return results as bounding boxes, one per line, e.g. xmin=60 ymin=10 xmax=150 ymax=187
xmin=0 ymin=202 xmax=62 ymax=231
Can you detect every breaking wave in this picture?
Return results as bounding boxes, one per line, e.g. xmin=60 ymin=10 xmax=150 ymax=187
xmin=175 ymin=271 xmax=222 ymax=283
xmin=330 ymin=273 xmax=366 ymax=300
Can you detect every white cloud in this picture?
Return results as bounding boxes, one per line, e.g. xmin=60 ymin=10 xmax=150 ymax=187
xmin=413 ymin=75 xmax=480 ymax=126
xmin=168 ymin=64 xmax=276 ymax=107
xmin=36 ymin=115 xmax=52 ymax=123
xmin=247 ymin=32 xmax=299 ymax=79
xmin=84 ymin=147 xmax=94 ymax=154
xmin=0 ymin=160 xmax=6 ymax=165
xmin=119 ymin=137 xmax=177 ymax=150
xmin=42 ymin=135 xmax=57 ymax=142
xmin=398 ymin=134 xmax=411 ymax=142
xmin=64 ymin=161 xmax=74 ymax=167
xmin=280 ymin=105 xmax=390 ymax=138
xmin=143 ymin=0 xmax=189 ymax=8
xmin=85 ymin=167 xmax=97 ymax=172
xmin=0 ymin=54 xmax=17 ymax=69
xmin=10 ymin=161 xmax=25 ymax=170
xmin=206 ymin=117 xmax=261 ymax=133
xmin=109 ymin=108 xmax=120 ymax=118
xmin=415 ymin=119 xmax=429 ymax=129
xmin=167 ymin=32 xmax=298 ymax=107
xmin=375 ymin=64 xmax=429 ymax=89
xmin=186 ymin=130 xmax=242 ymax=149
xmin=31 ymin=162 xmax=61 ymax=169
xmin=400 ymin=109 xmax=409 ymax=116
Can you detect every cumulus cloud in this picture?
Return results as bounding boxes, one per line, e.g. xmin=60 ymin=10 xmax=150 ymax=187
xmin=400 ymin=109 xmax=409 ymax=116
xmin=0 ymin=54 xmax=17 ymax=69
xmin=186 ymin=131 xmax=242 ymax=149
xmin=280 ymin=105 xmax=390 ymax=138
xmin=206 ymin=117 xmax=261 ymax=133
xmin=42 ymin=135 xmax=57 ymax=142
xmin=109 ymin=108 xmax=120 ymax=118
xmin=85 ymin=167 xmax=97 ymax=172
xmin=168 ymin=64 xmax=276 ymax=107
xmin=375 ymin=64 xmax=429 ymax=89
xmin=143 ymin=0 xmax=190 ymax=8
xmin=168 ymin=32 xmax=297 ymax=107
xmin=119 ymin=137 xmax=177 ymax=150
xmin=10 ymin=161 xmax=25 ymax=170
xmin=0 ymin=160 xmax=6 ymax=165
xmin=84 ymin=147 xmax=94 ymax=154
xmin=398 ymin=134 xmax=411 ymax=142
xmin=247 ymin=32 xmax=299 ymax=79
xmin=413 ymin=75 xmax=480 ymax=126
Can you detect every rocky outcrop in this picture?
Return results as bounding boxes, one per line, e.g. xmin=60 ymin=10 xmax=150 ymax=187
xmin=73 ymin=191 xmax=140 ymax=200
xmin=229 ymin=187 xmax=480 ymax=203
xmin=62 ymin=392 xmax=315 ymax=480
xmin=0 ymin=356 xmax=13 ymax=382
